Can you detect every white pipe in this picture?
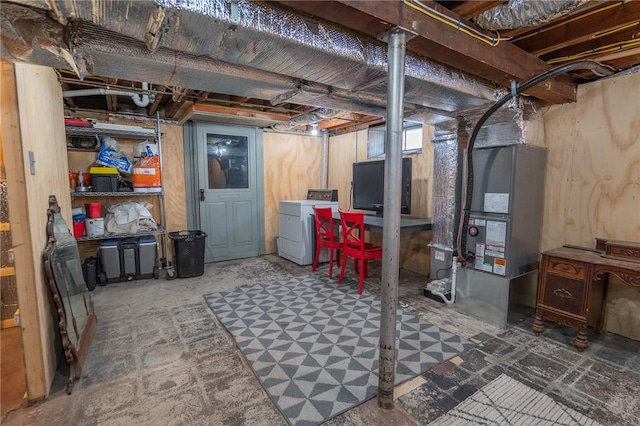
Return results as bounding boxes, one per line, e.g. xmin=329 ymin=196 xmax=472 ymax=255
xmin=132 ymin=82 xmax=150 ymax=107
xmin=321 ymin=130 xmax=329 ymax=189
xmin=62 ymin=82 xmax=151 ymax=107
xmin=432 ymin=258 xmax=457 ymax=305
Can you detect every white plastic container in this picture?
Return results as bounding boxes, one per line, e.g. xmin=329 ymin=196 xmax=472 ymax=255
xmin=85 ymin=217 xmax=105 ymax=237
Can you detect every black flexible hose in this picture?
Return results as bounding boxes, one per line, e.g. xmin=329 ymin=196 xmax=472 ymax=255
xmin=457 ymin=60 xmax=615 ymax=263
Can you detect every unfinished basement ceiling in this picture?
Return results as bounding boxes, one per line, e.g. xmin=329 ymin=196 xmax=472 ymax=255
xmin=1 ymin=0 xmax=638 ymax=134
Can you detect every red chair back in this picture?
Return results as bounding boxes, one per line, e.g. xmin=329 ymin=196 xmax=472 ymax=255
xmin=312 ymin=205 xmax=341 ymax=278
xmin=337 ymin=209 xmax=382 ymax=293
xmin=312 ymin=206 xmax=335 ymax=242
xmin=339 ymin=210 xmax=366 ymax=255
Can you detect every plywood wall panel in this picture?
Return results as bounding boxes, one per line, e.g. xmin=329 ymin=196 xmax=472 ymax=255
xmin=160 ymin=123 xmax=187 ymax=233
xmin=328 ymin=131 xmax=359 ymax=211
xmin=4 ymin=63 xmax=71 ymax=400
xmin=541 ymin=72 xmax=640 ymax=252
xmin=542 ymin=72 xmax=640 ymax=338
xmin=263 ymin=133 xmax=323 ymax=253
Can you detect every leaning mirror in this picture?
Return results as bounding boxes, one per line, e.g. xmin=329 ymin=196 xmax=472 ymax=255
xmin=43 ymin=195 xmax=97 ymax=394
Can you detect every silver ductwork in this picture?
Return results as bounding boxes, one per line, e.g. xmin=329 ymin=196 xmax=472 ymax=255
xmin=474 ymin=0 xmax=589 ymax=31
xmin=1 ymin=0 xmax=499 ymax=124
xmin=271 ymin=108 xmax=342 ymax=131
xmin=470 ymin=95 xmax=541 ymax=147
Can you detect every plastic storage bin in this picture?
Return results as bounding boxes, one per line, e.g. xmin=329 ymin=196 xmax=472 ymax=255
xmin=169 ymin=231 xmax=207 ymax=278
xmin=99 ymin=236 xmax=157 ymax=283
xmin=91 ymin=174 xmax=118 ymax=192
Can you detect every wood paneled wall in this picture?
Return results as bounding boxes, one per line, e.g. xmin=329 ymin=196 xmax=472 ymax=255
xmin=327 ymin=126 xmax=435 ymax=275
xmin=159 ymin=123 xmax=188 ymax=233
xmin=263 ymin=132 xmax=323 ymax=253
xmin=2 ymin=63 xmax=71 ymax=400
xmin=539 ymin=72 xmax=640 ymax=338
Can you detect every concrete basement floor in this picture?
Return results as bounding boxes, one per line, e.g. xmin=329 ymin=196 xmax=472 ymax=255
xmin=3 ymin=255 xmax=640 ymax=425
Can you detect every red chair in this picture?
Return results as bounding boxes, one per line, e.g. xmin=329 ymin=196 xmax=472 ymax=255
xmin=312 ymin=205 xmax=341 ymax=278
xmin=338 ymin=209 xmax=383 ymax=294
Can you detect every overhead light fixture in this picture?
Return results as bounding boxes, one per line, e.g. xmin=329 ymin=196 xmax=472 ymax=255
xmin=310 ymin=122 xmax=319 ymax=136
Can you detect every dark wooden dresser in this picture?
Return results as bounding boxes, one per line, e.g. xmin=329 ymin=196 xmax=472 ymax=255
xmin=533 ymin=244 xmax=640 ymax=350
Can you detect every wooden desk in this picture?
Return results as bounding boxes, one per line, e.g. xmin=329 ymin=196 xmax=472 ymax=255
xmin=532 ymin=246 xmax=640 ymax=350
xmin=330 ymin=212 xmax=432 ymax=233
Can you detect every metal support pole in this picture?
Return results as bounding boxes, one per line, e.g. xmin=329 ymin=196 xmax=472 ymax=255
xmin=378 ymin=28 xmax=407 ymax=410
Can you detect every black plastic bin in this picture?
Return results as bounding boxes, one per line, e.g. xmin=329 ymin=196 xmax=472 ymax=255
xmin=169 ymin=230 xmax=207 ymax=278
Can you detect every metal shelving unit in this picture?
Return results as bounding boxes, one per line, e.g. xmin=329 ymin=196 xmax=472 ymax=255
xmin=72 ymin=191 xmax=163 ymax=197
xmin=66 ymin=114 xmax=174 ymax=278
xmin=74 ymin=226 xmax=166 ymax=242
xmin=65 ymin=125 xmax=156 ymax=140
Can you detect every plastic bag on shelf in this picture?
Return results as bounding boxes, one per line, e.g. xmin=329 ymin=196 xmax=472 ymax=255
xmin=134 ymin=140 xmax=159 ymax=160
xmin=133 ymin=154 xmax=161 ymax=192
xmin=96 ymin=137 xmax=133 ymax=174
xmin=104 ymin=201 xmax=157 ymax=234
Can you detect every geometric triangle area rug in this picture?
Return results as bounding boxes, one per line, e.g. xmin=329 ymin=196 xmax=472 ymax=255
xmin=204 ymin=274 xmax=473 ymax=426
xmin=430 ymin=374 xmax=601 ymax=426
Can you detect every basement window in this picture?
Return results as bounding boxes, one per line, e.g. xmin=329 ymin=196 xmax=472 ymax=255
xmin=367 ymin=122 xmax=423 ymax=158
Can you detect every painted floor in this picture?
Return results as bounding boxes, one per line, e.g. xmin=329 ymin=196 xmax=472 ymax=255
xmin=3 ymin=255 xmax=639 ymax=425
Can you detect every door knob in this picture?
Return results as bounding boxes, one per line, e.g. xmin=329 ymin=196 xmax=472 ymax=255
xmin=200 ymin=189 xmax=205 ymax=201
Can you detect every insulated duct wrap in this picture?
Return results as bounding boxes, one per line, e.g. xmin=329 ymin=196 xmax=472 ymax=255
xmin=429 ymin=128 xmax=459 ymax=251
xmin=467 ymin=96 xmax=540 ymax=147
xmin=3 ymin=0 xmax=499 ymax=124
xmin=474 ymin=0 xmax=588 ymax=31
xmin=271 ymin=108 xmax=342 ymax=131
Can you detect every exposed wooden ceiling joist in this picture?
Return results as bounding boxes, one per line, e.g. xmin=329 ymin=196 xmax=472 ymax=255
xmin=447 ymin=1 xmax=507 ymax=19
xmin=540 ymin=22 xmax=640 ymax=61
xmin=148 ymin=86 xmax=167 ymax=116
xmin=541 ymin=23 xmax=640 ymax=64
xmin=512 ymin=1 xmax=640 ymax=56
xmin=570 ymin=52 xmax=640 ymax=78
xmin=275 ymin=0 xmax=577 ymax=104
xmin=105 ymin=78 xmax=118 ymax=112
xmin=62 ymin=82 xmax=76 ymax=108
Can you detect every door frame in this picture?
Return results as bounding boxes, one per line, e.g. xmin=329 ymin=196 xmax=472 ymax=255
xmin=183 ymin=122 xmax=266 ymax=259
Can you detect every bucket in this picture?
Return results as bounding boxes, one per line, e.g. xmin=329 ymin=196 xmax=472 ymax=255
xmin=85 ymin=217 xmax=105 ymax=237
xmin=72 ymin=220 xmax=85 ymax=238
xmin=87 ymin=202 xmax=102 ymax=218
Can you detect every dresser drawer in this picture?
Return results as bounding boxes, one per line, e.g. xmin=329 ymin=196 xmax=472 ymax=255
xmin=542 ymin=274 xmax=586 ymax=316
xmin=546 ymin=258 xmax=586 ymax=279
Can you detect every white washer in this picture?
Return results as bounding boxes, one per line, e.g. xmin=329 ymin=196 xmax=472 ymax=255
xmin=278 ymin=200 xmax=338 ymax=266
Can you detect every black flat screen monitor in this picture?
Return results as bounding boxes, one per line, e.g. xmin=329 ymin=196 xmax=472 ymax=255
xmin=352 ymin=158 xmax=412 ymax=215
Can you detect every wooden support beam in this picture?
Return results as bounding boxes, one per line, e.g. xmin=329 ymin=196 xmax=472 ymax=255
xmin=61 ymin=83 xmax=75 ymax=108
xmin=541 ymin=23 xmax=640 ymax=64
xmin=165 ymin=99 xmax=185 ymax=118
xmin=275 ymin=0 xmax=576 ymax=104
xmin=230 ymin=96 xmax=250 ymax=105
xmin=187 ymin=103 xmax=291 ymax=122
xmin=105 ymin=78 xmax=118 ymax=112
xmin=448 ymin=1 xmax=507 ymax=19
xmin=148 ymin=86 xmax=166 ymax=116
xmin=165 ymin=88 xmax=191 ymax=117
xmin=513 ymin=1 xmax=640 ymax=56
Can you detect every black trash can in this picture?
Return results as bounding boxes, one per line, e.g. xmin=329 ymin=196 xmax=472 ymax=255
xmin=169 ymin=230 xmax=207 ymax=278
